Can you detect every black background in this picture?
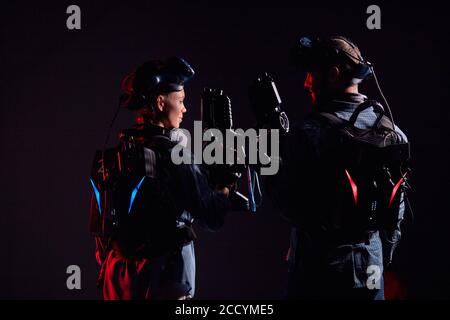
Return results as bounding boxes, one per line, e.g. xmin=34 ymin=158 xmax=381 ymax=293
xmin=1 ymin=1 xmax=449 ymax=299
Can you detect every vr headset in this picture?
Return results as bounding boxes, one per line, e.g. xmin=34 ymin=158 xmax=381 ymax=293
xmin=122 ymin=56 xmax=195 ymax=110
xmin=290 ymin=36 xmax=373 ymax=82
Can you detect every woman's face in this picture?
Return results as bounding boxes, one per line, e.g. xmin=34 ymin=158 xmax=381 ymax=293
xmin=159 ymin=89 xmax=187 ymax=129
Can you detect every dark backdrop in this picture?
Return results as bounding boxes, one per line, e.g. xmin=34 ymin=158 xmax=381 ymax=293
xmin=1 ymin=1 xmax=449 ymax=299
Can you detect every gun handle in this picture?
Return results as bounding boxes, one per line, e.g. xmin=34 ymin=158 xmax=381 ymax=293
xmin=230 ymin=190 xmax=250 ymax=212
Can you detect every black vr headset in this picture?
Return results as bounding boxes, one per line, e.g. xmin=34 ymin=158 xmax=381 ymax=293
xmin=122 ymin=56 xmax=195 ymax=110
xmin=290 ymin=36 xmax=373 ymax=82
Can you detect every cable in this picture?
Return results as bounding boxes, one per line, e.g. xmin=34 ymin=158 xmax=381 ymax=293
xmin=370 ymin=66 xmax=396 ymax=130
xmin=247 ymin=166 xmax=257 ymax=212
xmin=404 ymin=192 xmax=414 ymax=222
xmin=99 ymin=100 xmax=122 ymax=183
xmin=103 ymin=102 xmax=122 ymax=149
xmin=251 ymin=168 xmax=263 ymax=207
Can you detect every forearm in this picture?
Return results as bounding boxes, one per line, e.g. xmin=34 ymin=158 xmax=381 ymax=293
xmin=180 ymin=163 xmax=231 ymax=231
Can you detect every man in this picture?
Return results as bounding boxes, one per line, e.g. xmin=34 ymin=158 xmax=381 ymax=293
xmin=90 ymin=57 xmax=231 ymax=300
xmin=274 ymin=36 xmax=408 ymax=299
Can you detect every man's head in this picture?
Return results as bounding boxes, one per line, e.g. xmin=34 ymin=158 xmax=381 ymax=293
xmin=121 ymin=57 xmax=194 ymax=129
xmin=292 ymin=36 xmax=371 ymax=104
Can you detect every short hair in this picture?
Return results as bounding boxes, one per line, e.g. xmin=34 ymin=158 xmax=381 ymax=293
xmin=323 ymin=36 xmax=365 ymax=85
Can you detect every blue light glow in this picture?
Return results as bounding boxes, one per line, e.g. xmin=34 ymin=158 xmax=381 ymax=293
xmin=128 ymin=176 xmax=146 ymax=214
xmin=89 ymin=178 xmax=102 ymax=215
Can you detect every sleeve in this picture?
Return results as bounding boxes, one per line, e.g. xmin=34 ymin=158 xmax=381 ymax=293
xmin=177 ymin=162 xmax=231 ymax=231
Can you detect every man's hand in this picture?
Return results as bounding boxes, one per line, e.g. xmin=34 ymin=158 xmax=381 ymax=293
xmin=215 ymin=186 xmax=230 ymax=197
xmin=216 ymin=182 xmax=237 ymax=197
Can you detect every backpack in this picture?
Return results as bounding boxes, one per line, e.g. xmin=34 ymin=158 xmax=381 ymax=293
xmin=315 ymin=100 xmax=411 ymax=232
xmin=89 ymin=131 xmax=193 ymax=257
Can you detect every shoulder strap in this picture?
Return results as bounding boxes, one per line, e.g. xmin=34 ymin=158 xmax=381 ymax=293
xmin=318 ymin=100 xmax=389 ymax=131
xmin=377 ymin=115 xmax=395 ymax=130
xmin=349 ymin=100 xmax=387 ymax=129
xmin=315 ymin=112 xmax=348 ymax=128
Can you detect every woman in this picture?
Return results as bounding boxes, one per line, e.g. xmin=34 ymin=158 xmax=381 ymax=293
xmin=92 ymin=57 xmax=231 ymax=300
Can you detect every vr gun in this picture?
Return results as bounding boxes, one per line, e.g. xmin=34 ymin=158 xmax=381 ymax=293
xmin=248 ymin=72 xmax=290 ymax=134
xmin=201 ymin=88 xmax=250 ymax=212
xmin=200 ymin=73 xmax=289 ymax=213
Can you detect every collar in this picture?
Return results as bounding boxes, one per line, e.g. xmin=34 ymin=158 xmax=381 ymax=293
xmin=315 ymin=92 xmax=368 ymax=113
xmin=119 ymin=123 xmax=173 ymax=141
xmin=141 ymin=123 xmax=173 ymax=138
